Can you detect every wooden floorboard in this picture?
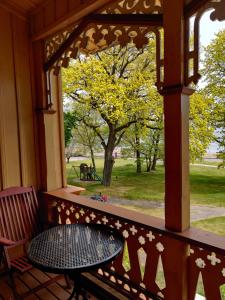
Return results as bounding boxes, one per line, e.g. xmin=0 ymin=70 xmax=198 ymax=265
xmin=0 ymin=268 xmax=95 ymax=300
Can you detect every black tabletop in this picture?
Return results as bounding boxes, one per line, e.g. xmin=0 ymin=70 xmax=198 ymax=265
xmin=27 ymin=223 xmax=124 ymax=275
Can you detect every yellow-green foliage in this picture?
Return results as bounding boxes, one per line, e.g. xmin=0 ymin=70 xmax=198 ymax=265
xmin=63 ymin=41 xmax=214 ymax=165
xmin=63 ymin=43 xmax=160 ymax=128
xmin=189 ymin=93 xmax=214 ymax=162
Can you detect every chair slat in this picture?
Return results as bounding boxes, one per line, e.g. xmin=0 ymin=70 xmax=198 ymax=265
xmin=8 ymin=196 xmax=21 ymax=241
xmin=11 ymin=195 xmax=24 ymax=240
xmin=0 ymin=187 xmax=40 ymax=242
xmin=15 ymin=194 xmax=28 ymax=239
xmin=3 ymin=196 xmax=16 ymax=241
xmin=23 ymin=193 xmax=34 ymax=239
xmin=0 ymin=200 xmax=8 ymax=238
xmin=28 ymin=191 xmax=41 ymax=235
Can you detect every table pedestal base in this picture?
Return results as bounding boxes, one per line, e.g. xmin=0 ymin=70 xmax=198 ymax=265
xmin=68 ymin=273 xmax=89 ymax=300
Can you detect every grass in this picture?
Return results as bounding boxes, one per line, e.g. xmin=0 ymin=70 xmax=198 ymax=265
xmin=192 ymin=216 xmax=225 ymax=236
xmin=190 ymin=165 xmax=225 ymax=206
xmin=67 ymin=158 xmax=225 ymax=207
xmin=67 ymin=158 xmax=225 ymax=235
xmin=68 ymin=158 xmax=165 ymax=201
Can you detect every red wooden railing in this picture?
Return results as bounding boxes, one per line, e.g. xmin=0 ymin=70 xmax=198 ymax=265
xmin=44 ymin=189 xmax=225 ymax=300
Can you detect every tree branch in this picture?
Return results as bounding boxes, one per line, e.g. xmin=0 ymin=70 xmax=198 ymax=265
xmin=115 ymin=130 xmax=126 ymax=147
xmin=82 ymin=118 xmax=106 ymax=149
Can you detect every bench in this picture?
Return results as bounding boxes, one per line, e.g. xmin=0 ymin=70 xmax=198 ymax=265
xmin=0 ymin=186 xmax=69 ymax=299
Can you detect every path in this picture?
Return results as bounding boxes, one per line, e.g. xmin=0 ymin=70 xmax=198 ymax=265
xmin=191 ymin=163 xmax=218 ymax=168
xmin=109 ymin=197 xmax=225 ymax=222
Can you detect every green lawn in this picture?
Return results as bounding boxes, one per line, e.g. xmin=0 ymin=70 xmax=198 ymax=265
xmin=192 ymin=216 xmax=225 ymax=236
xmin=67 ymin=158 xmax=225 ymax=207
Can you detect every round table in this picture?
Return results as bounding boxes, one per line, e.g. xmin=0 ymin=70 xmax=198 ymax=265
xmin=27 ymin=223 xmax=124 ymax=300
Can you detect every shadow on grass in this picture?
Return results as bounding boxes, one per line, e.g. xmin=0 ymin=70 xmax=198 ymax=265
xmin=66 ymin=160 xmax=225 ymax=206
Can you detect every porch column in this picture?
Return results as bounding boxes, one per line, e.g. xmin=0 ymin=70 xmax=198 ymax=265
xmin=163 ymin=2 xmax=191 ymax=299
xmin=33 ymin=41 xmax=66 ymax=191
xmin=163 ymin=0 xmax=192 ymax=232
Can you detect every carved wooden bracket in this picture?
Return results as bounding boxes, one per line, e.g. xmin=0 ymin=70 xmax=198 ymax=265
xmin=44 ymin=0 xmax=164 ymax=89
xmin=43 ymin=0 xmax=224 ymax=91
xmin=184 ymin=0 xmax=225 ymax=86
xmin=210 ymin=0 xmax=225 ymax=21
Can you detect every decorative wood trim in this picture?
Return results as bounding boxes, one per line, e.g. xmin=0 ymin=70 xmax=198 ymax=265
xmin=44 ymin=19 xmax=88 ymax=72
xmin=45 ymin=189 xmax=225 ymax=255
xmin=44 ymin=14 xmax=163 ymax=72
xmin=160 ymin=85 xmax=194 ymax=96
xmin=184 ymin=0 xmax=210 ymax=17
xmin=184 ymin=0 xmax=225 ymax=86
xmin=210 ymin=0 xmax=225 ymax=21
xmin=44 ymin=191 xmax=225 ymax=299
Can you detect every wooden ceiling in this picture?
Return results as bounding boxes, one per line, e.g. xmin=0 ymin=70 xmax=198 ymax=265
xmin=2 ymin=0 xmax=209 ymax=16
xmin=1 ymin=0 xmax=45 ymax=15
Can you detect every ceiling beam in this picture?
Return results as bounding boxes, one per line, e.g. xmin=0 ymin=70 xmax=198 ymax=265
xmin=44 ymin=13 xmax=163 ymax=72
xmin=88 ymin=13 xmax=163 ymax=26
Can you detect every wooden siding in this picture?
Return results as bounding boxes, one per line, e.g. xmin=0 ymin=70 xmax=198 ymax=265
xmin=0 ymin=6 xmax=37 ymax=189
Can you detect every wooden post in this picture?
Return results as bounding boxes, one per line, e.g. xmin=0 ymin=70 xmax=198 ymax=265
xmin=163 ymin=1 xmax=191 ymax=299
xmin=32 ymin=41 xmax=48 ymax=191
xmin=163 ymin=0 xmax=192 ymax=232
xmin=32 ymin=42 xmax=66 ymax=191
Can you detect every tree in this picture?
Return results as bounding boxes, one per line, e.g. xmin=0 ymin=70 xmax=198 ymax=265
xmin=64 ymin=111 xmax=77 ymax=147
xmin=123 ymin=91 xmax=213 ymax=167
xmin=189 ymin=92 xmax=214 ymax=162
xmin=122 ymin=117 xmax=163 ymax=173
xmin=63 ymin=38 xmax=214 ymax=185
xmin=202 ymin=29 xmax=225 ymax=165
xmin=65 ymin=137 xmax=76 ymax=164
xmin=63 ymin=41 xmax=159 ymax=186
xmin=73 ymin=123 xmax=100 ymax=169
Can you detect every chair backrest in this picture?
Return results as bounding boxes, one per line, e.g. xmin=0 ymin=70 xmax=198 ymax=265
xmin=0 ymin=187 xmax=41 ymax=242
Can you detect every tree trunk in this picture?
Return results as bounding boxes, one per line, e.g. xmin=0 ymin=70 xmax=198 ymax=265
xmin=135 ymin=129 xmax=141 ymax=173
xmin=136 ymin=149 xmax=142 ymax=173
xmin=151 ymin=131 xmax=160 ymax=171
xmin=146 ymin=157 xmax=151 ymax=172
xmin=90 ymin=147 xmax=96 ymax=170
xmin=66 ymin=156 xmax=70 ymax=164
xmin=102 ymin=128 xmax=116 ymax=186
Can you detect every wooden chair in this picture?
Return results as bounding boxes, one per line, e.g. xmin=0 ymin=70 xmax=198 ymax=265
xmin=0 ymin=186 xmax=69 ymax=299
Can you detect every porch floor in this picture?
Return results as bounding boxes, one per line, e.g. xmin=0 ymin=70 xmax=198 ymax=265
xmin=0 ymin=268 xmax=98 ymax=300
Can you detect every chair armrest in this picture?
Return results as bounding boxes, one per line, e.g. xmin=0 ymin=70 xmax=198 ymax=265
xmin=0 ymin=237 xmax=15 ymax=246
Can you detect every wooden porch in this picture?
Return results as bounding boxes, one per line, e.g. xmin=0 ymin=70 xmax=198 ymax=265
xmin=0 ymin=269 xmax=74 ymax=300
xmin=0 ymin=265 xmax=130 ymax=300
xmin=0 ymin=0 xmax=225 ymax=299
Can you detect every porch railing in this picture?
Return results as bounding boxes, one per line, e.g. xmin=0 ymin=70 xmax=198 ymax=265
xmin=44 ymin=188 xmax=225 ymax=300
